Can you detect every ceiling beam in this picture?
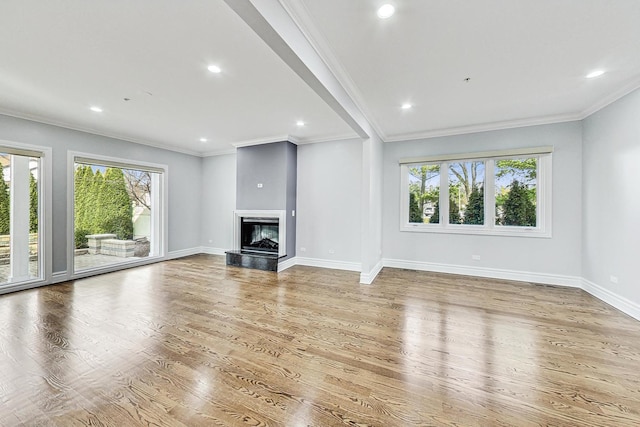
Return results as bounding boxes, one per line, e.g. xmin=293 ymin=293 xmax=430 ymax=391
xmin=224 ymin=0 xmax=375 ymax=140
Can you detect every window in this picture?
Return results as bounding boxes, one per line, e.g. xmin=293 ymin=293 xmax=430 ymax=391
xmin=70 ymin=153 xmax=166 ymax=274
xmin=400 ymin=147 xmax=552 ymax=237
xmin=0 ymin=144 xmax=47 ymax=287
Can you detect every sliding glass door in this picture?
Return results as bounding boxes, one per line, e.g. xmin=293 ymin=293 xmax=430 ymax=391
xmin=72 ymin=155 xmax=165 ymax=273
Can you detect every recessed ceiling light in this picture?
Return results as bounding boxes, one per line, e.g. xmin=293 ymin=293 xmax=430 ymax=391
xmin=207 ymin=65 xmax=221 ymax=74
xmin=377 ymin=4 xmax=395 ymax=19
xmin=200 ymin=138 xmax=208 ymax=142
xmin=296 ymin=121 xmax=305 ymax=126
xmin=586 ymin=70 xmax=605 ymax=79
xmin=89 ymin=106 xmax=103 ymax=113
xmin=401 ymin=103 xmax=412 ymax=110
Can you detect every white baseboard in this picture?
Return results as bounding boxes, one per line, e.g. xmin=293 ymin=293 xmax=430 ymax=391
xmin=360 ymin=259 xmax=383 ymax=285
xmin=199 ymin=246 xmax=227 ymax=256
xmin=277 ymin=257 xmax=296 ymax=272
xmin=0 ymin=279 xmax=50 ymax=296
xmin=295 ymin=256 xmax=361 ymax=272
xmin=51 ymin=270 xmax=68 ymax=284
xmin=70 ymin=256 xmax=166 ymax=280
xmin=382 ymin=258 xmax=582 ymax=288
xmin=167 ymin=247 xmax=203 ymax=260
xmin=582 ymin=278 xmax=640 ymax=321
xmin=7 ymin=250 xmax=640 ymax=325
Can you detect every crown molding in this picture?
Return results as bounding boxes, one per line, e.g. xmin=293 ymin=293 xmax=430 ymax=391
xmin=225 ymin=131 xmax=361 ymax=152
xmin=0 ymin=109 xmax=203 ymax=157
xmin=579 ymin=75 xmax=640 ymax=119
xmin=231 ymin=135 xmax=292 ymax=148
xmin=295 ymin=132 xmax=361 ymax=145
xmin=200 ymin=147 xmax=237 ymax=157
xmin=384 ymin=112 xmax=583 ymax=143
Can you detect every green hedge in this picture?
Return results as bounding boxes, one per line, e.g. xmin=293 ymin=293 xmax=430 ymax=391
xmin=0 ymin=163 xmax=39 ymax=234
xmin=74 ymin=165 xmax=133 ymax=248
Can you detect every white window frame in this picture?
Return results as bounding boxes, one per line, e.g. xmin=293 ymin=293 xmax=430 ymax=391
xmin=67 ymin=151 xmax=168 ymax=278
xmin=400 ymin=147 xmax=552 ymax=238
xmin=0 ymin=140 xmax=52 ymax=291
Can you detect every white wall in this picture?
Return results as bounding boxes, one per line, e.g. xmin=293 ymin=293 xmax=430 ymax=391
xmin=0 ymin=114 xmax=202 ymax=274
xmin=296 ymin=138 xmax=362 ymax=265
xmin=383 ymin=122 xmax=583 ymax=283
xmin=201 ymin=153 xmax=236 ymax=252
xmin=360 ymin=135 xmax=384 ymax=281
xmin=582 ymin=89 xmax=640 ymax=305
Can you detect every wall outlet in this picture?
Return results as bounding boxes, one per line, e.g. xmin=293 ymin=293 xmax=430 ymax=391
xmin=299 ymin=247 xmax=306 ymax=252
xmin=610 ymin=275 xmax=619 ymax=284
xmin=257 ymin=183 xmax=263 ymax=188
xmin=328 ymin=249 xmax=335 ymax=254
xmin=472 ymin=254 xmax=481 ymax=261
xmin=292 ymin=210 xmax=295 ymax=217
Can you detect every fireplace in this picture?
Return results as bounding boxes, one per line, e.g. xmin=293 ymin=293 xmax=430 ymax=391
xmin=233 ymin=210 xmax=287 ymax=258
xmin=241 ymin=217 xmax=279 ymax=254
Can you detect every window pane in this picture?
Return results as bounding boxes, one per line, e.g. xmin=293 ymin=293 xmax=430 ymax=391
xmin=408 ymin=164 xmax=440 ymax=223
xmin=74 ymin=163 xmax=157 ymax=272
xmin=0 ymin=155 xmax=10 ymax=282
xmin=448 ymin=161 xmax=485 ymax=225
xmin=29 ymin=157 xmax=39 ymax=279
xmin=0 ymin=154 xmax=41 ymax=284
xmin=495 ymin=157 xmax=537 ymax=227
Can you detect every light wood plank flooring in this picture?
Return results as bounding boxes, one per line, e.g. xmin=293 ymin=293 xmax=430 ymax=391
xmin=1 ymin=254 xmax=640 ymax=426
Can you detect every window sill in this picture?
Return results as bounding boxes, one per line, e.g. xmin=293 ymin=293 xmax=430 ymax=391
xmin=400 ymin=223 xmax=551 ymax=238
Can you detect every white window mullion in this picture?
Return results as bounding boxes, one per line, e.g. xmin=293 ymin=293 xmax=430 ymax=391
xmin=399 ymin=165 xmax=409 ymax=228
xmin=485 ymin=159 xmax=496 ymax=230
xmin=440 ymin=162 xmax=449 ymax=226
xmin=150 ymin=173 xmax=162 ymax=257
xmin=537 ymin=154 xmax=552 ymax=233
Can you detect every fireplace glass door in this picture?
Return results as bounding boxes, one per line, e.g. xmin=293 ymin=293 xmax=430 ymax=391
xmin=241 ymin=218 xmax=279 ymax=254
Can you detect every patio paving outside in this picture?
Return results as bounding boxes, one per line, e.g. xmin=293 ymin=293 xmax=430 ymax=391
xmin=74 ymin=252 xmax=147 ymax=271
xmin=0 ymin=253 xmax=147 ymax=284
xmin=0 ymin=260 xmax=39 ymax=284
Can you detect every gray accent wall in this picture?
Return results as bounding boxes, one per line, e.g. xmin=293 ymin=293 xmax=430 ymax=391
xmin=236 ymin=141 xmax=296 ymax=260
xmin=0 ymin=114 xmax=202 ymax=274
xmin=237 ymin=142 xmax=287 ymax=210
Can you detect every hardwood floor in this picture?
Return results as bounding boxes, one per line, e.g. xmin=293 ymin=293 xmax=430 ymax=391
xmin=1 ymin=254 xmax=640 ymax=426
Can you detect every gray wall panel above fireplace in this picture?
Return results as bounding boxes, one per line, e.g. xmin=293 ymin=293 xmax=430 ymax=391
xmin=236 ymin=142 xmax=288 ymax=210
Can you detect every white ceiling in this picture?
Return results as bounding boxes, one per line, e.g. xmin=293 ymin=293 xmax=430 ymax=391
xmin=0 ymin=0 xmax=358 ymax=155
xmin=287 ymin=0 xmax=640 ymax=140
xmin=1 ymin=1 xmax=640 ymax=155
